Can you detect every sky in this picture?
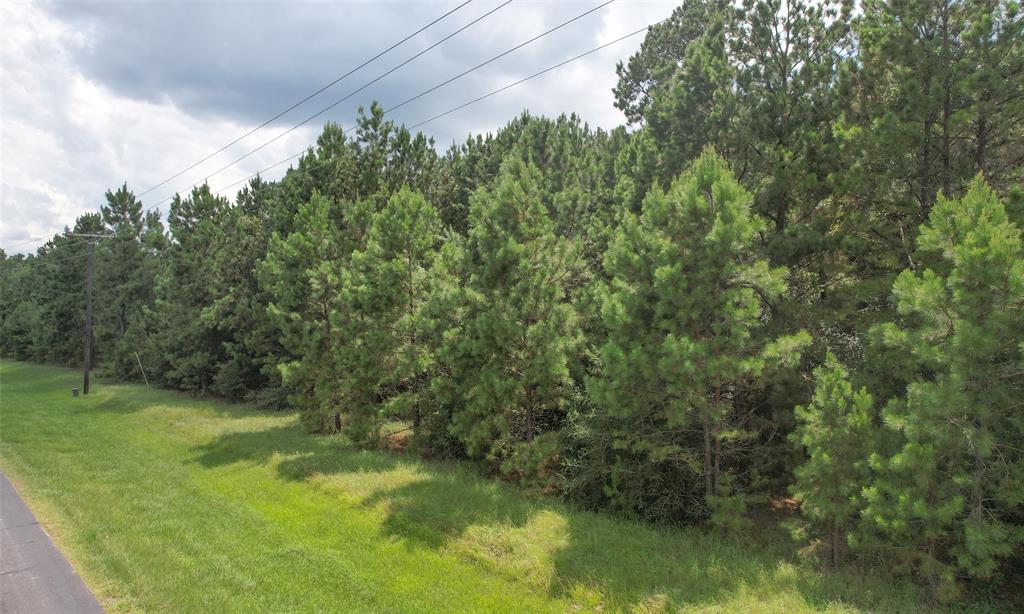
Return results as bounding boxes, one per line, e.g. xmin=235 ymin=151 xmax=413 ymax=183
xmin=0 ymin=0 xmax=675 ymax=254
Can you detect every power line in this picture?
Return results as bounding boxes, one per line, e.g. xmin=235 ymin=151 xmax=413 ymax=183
xmin=365 ymin=0 xmax=616 ymax=126
xmin=211 ymin=17 xmax=656 ymax=199
xmin=407 ymin=21 xmax=664 ymax=132
xmin=2 ymin=2 xmax=477 ymax=254
xmin=1 ymin=235 xmax=52 ymax=252
xmin=20 ymin=240 xmax=98 ymax=266
xmin=135 ymin=0 xmax=474 ymax=200
xmin=150 ymin=0 xmax=615 ymax=210
xmin=17 ymin=7 xmax=652 ymax=263
xmin=14 ymin=231 xmax=162 ymax=265
xmin=161 ymin=0 xmax=514 ymax=207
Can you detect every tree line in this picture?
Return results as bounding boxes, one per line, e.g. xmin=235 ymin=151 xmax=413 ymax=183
xmin=2 ymin=0 xmax=1022 ymax=600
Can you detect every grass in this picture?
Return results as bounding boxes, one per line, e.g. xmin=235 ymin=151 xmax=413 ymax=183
xmin=0 ymin=359 xmax=981 ymax=613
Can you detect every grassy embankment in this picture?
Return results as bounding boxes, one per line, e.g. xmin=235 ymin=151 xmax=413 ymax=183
xmin=0 ymin=360 xmax=985 ymax=612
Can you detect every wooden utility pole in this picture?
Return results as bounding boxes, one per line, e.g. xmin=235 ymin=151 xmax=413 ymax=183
xmin=84 ymin=240 xmax=94 ymax=394
xmin=73 ymin=233 xmax=113 ymax=395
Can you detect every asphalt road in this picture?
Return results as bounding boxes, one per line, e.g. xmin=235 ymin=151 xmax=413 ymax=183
xmin=0 ymin=471 xmax=104 ymax=613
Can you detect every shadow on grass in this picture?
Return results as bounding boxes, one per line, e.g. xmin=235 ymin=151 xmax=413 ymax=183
xmin=362 ymin=474 xmax=534 ymax=551
xmin=189 ymin=421 xmax=923 ymax=612
xmin=76 ymin=380 xmax=283 ymax=421
xmin=192 ymin=423 xmax=405 ymax=476
xmin=194 ymin=425 xmax=535 ymax=550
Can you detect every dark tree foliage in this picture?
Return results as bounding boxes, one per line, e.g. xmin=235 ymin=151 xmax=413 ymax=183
xmin=582 ymin=150 xmax=807 ymax=523
xmin=204 ymin=178 xmax=287 ymax=405
xmin=144 ymin=185 xmax=231 ymax=392
xmin=95 ymin=184 xmax=167 ymax=380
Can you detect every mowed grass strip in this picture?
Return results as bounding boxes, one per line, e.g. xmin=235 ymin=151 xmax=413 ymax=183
xmin=0 ymin=360 xmax=930 ymax=613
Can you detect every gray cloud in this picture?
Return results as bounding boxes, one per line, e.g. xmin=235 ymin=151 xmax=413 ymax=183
xmin=2 ymin=0 xmax=675 ymax=253
xmin=46 ymin=1 xmax=603 ymax=125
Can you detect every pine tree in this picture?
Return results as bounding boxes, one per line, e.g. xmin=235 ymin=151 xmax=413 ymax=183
xmin=791 ymin=352 xmax=874 ymax=566
xmin=203 ymin=178 xmax=284 ymax=405
xmin=441 ymin=159 xmax=579 ymax=477
xmin=961 ymin=0 xmax=1024 ymax=183
xmin=36 ymin=214 xmax=105 ymax=365
xmin=612 ymin=128 xmax=661 ymax=216
xmin=0 ymin=252 xmax=43 ymax=361
xmin=862 ymin=176 xmax=1024 ymax=592
xmin=852 ymin=0 xmax=1024 ymax=215
xmin=323 ymin=187 xmax=442 ymax=442
xmin=588 ymin=149 xmax=808 ymax=520
xmin=145 ymin=185 xmax=230 ymax=391
xmin=260 ymin=190 xmax=373 ymax=431
xmin=347 ymin=187 xmax=442 ymax=438
xmin=613 ymin=0 xmax=732 ymax=136
xmin=417 ymin=230 xmax=470 ymax=457
xmin=95 ymin=184 xmax=163 ymax=380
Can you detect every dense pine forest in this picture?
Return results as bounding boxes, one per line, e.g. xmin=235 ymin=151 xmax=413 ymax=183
xmin=3 ymin=0 xmax=1023 ymax=602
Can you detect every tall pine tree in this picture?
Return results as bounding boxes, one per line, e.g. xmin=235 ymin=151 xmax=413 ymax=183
xmin=261 ymin=190 xmax=374 ymax=431
xmin=348 ymin=187 xmax=442 ymax=437
xmin=440 ymin=159 xmax=579 ymax=478
xmin=588 ymin=149 xmax=808 ymax=521
xmin=863 ymin=176 xmax=1024 ymax=593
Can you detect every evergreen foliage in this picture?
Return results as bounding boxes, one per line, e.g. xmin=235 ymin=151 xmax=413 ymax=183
xmin=791 ymin=352 xmax=874 ymax=566
xmin=3 ymin=0 xmax=1023 ymax=597
xmin=862 ymin=177 xmax=1024 ymax=593
xmin=145 ymin=185 xmax=230 ymax=391
xmin=95 ymin=184 xmax=166 ymax=380
xmin=440 ymin=160 xmax=579 ymax=479
xmin=586 ymin=149 xmax=808 ymax=521
xmin=339 ymin=187 xmax=443 ymax=441
xmin=261 ymin=190 xmax=374 ymax=432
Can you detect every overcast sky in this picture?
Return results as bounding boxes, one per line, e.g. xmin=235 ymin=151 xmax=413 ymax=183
xmin=0 ymin=0 xmax=674 ymax=254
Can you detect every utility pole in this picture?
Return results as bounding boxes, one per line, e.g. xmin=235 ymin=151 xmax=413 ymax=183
xmin=73 ymin=233 xmax=113 ymax=395
xmin=84 ymin=240 xmax=94 ymax=394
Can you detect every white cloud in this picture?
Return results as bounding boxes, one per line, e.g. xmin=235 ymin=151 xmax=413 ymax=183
xmin=1 ymin=0 xmax=674 ymax=254
xmin=0 ymin=0 xmax=317 ymax=253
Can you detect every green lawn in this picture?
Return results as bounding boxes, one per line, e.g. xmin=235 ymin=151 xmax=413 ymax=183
xmin=0 ymin=360 xmax=958 ymax=612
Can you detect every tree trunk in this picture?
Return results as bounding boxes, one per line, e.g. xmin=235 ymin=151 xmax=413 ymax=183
xmin=525 ymin=401 xmax=534 ymax=443
xmin=703 ymin=414 xmax=713 ymax=497
xmin=831 ymin=519 xmax=840 ymax=567
xmin=972 ymin=412 xmax=987 ymax=520
xmin=941 ymin=2 xmax=953 ymax=196
xmin=976 ymin=112 xmax=988 ymax=174
xmin=942 ymin=86 xmax=952 ymax=196
xmin=713 ymin=426 xmax=721 ymax=496
xmin=711 ymin=384 xmax=722 ymax=495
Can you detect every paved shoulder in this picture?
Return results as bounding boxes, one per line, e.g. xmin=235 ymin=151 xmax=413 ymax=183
xmin=1 ymin=472 xmax=104 ymax=614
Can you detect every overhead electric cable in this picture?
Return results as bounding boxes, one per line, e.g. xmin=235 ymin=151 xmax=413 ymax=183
xmin=134 ymin=0 xmax=474 ymax=199
xmin=22 ymin=241 xmax=102 ymax=266
xmin=149 ymin=0 xmax=615 ymax=210
xmin=211 ymin=17 xmax=655 ymax=199
xmin=0 ymin=233 xmax=101 ymax=255
xmin=4 ymin=1 xmax=475 ymax=252
xmin=407 ymin=21 xmax=663 ymax=131
xmin=18 ymin=7 xmax=651 ymax=261
xmin=180 ymin=0 xmax=514 ymax=199
xmin=1 ymin=235 xmax=52 ymax=252
xmin=359 ymin=0 xmax=616 ymax=125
